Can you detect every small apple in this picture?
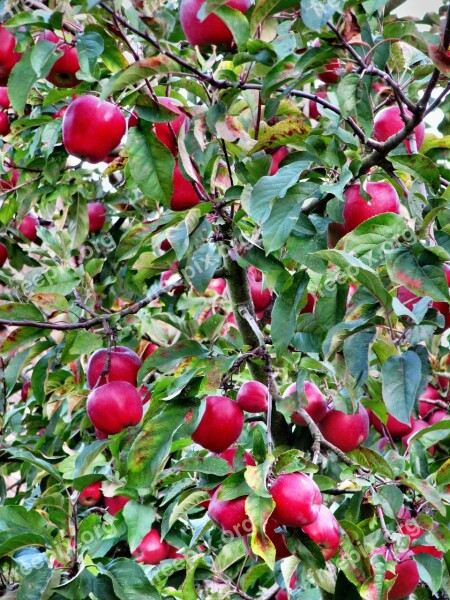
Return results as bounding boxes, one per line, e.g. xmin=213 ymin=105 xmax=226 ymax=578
xmin=62 ymin=95 xmax=126 ymax=163
xmin=248 ymin=266 xmax=272 ymax=313
xmin=192 ymin=395 xmax=244 ymax=453
xmin=86 ymin=345 xmax=142 ymax=389
xmin=218 ymin=447 xmax=256 ymax=468
xmin=78 ymin=481 xmax=102 ymax=507
xmin=319 ymin=405 xmax=369 ymax=452
xmin=17 ymin=214 xmax=39 ymax=242
xmin=270 ymin=472 xmax=322 ymax=527
xmin=39 ymin=31 xmax=80 ymax=88
xmin=373 ymin=105 xmax=425 ymax=153
xmin=312 ymin=39 xmax=341 ymax=84
xmin=180 ymin=0 xmax=252 ymax=47
xmin=269 ymin=147 xmax=289 ymax=175
xmin=301 ymin=505 xmax=340 ymax=560
xmin=142 ymin=342 xmax=158 ymax=360
xmin=20 ymin=380 xmax=30 ymax=401
xmin=104 ymin=495 xmax=131 ymax=515
xmin=170 ymin=162 xmax=200 ymax=211
xmin=370 ymin=547 xmax=419 ymax=600
xmin=208 ymin=487 xmax=250 ymax=537
xmin=207 ymin=278 xmax=227 ymax=295
xmin=369 ymin=411 xmax=414 ymax=438
xmin=309 ymin=91 xmax=327 ymax=119
xmin=343 ymin=181 xmax=400 ymax=233
xmin=154 ymin=97 xmax=188 ymax=155
xmin=0 ymin=165 xmax=18 ymax=191
xmin=0 ymin=25 xmax=22 ymax=84
xmin=300 ymin=292 xmax=316 ymax=314
xmin=0 ymin=242 xmax=7 ymax=267
xmin=236 ymin=380 xmax=269 ymax=413
xmin=0 ymin=111 xmax=10 ymax=136
xmin=0 ymin=87 xmax=10 ymax=109
xmin=132 ymin=529 xmax=170 ymax=564
xmin=410 ymin=545 xmax=443 ymax=559
xmin=419 ymin=385 xmax=441 ymax=418
xmin=86 ymin=381 xmax=143 ymax=435
xmin=87 ymin=202 xmax=106 ymax=233
xmin=282 ymin=380 xmax=327 ymax=426
xmin=139 ymin=384 xmax=151 ymax=405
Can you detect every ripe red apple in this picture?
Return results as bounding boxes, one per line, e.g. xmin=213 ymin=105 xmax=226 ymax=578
xmin=160 ymin=266 xmax=185 ymax=295
xmin=78 ymin=481 xmax=102 ymax=507
xmin=236 ymin=380 xmax=269 ymax=413
xmin=0 ymin=25 xmax=22 ymax=84
xmin=427 ymin=409 xmax=449 ymax=425
xmin=402 ymin=419 xmax=434 ymax=455
xmin=275 ymin=574 xmax=297 ymax=600
xmin=283 ymin=381 xmax=328 ymax=426
xmin=94 ymin=427 xmax=108 ymax=440
xmin=0 ymin=111 xmax=10 ymax=136
xmin=39 ymin=31 xmax=80 ymax=88
xmin=20 ymin=380 xmax=30 ymax=402
xmin=248 ymin=266 xmax=272 ymax=312
xmin=180 ymin=0 xmax=252 ymax=47
xmin=373 ymin=105 xmax=425 ymax=153
xmin=269 ymin=147 xmax=289 ymax=175
xmin=139 ymin=384 xmax=151 ymax=405
xmin=62 ymin=95 xmax=126 ymax=163
xmin=270 ymin=472 xmax=322 ymax=527
xmin=300 ymin=292 xmax=316 ymax=314
xmin=86 ymin=381 xmax=143 ymax=435
xmin=17 ymin=214 xmax=39 ymax=242
xmin=207 ymin=278 xmax=227 ymax=295
xmin=410 ymin=545 xmax=443 ymax=559
xmin=86 ymin=345 xmax=142 ymax=389
xmin=52 ymin=106 xmax=68 ymax=119
xmin=371 ymin=547 xmax=419 ymax=600
xmin=142 ymin=342 xmax=158 ymax=360
xmin=192 ymin=395 xmax=244 ymax=453
xmin=312 ymin=39 xmax=341 ymax=84
xmin=87 ymin=202 xmax=106 ymax=233
xmin=132 ymin=529 xmax=170 ymax=564
xmin=419 ymin=385 xmax=441 ymax=418
xmin=208 ymin=487 xmax=250 ymax=537
xmin=319 ymin=405 xmax=369 ymax=452
xmin=104 ymin=495 xmax=131 ymax=515
xmin=0 ymin=87 xmax=10 ymax=109
xmin=265 ymin=517 xmax=291 ymax=560
xmin=154 ymin=97 xmax=188 ymax=155
xmin=0 ymin=242 xmax=7 ymax=267
xmin=218 ymin=447 xmax=256 ymax=468
xmin=170 ymin=162 xmax=200 ymax=211
xmin=342 ymin=181 xmax=400 ymax=233
xmin=369 ymin=411 xmax=414 ymax=438
xmin=301 ymin=505 xmax=340 ymax=560
xmin=309 ymin=91 xmax=327 ymax=119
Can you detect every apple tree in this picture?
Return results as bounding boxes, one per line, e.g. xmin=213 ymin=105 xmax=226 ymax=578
xmin=0 ymin=0 xmax=450 ymax=598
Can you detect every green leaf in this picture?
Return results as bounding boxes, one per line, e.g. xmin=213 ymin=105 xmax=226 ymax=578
xmin=126 ymin=125 xmax=175 ymax=206
xmin=390 ymin=154 xmax=440 ymax=192
xmin=186 ymin=242 xmax=222 ymax=294
xmin=436 ymin=458 xmax=450 ymax=486
xmin=163 ymin=490 xmax=209 ymax=537
xmin=249 ymin=120 xmax=310 ymax=155
xmin=33 ymin=266 xmax=82 ymax=296
xmin=372 ymin=485 xmax=404 ymax=519
xmin=6 ymin=448 xmax=64 ymax=483
xmin=337 ymin=74 xmax=360 ymax=117
xmin=97 ymin=558 xmax=160 ymax=599
xmin=401 ymin=477 xmax=446 ymax=516
xmin=246 ymin=494 xmax=276 ymax=569
xmin=343 ymin=328 xmax=376 ymax=387
xmin=214 ymin=5 xmax=250 ymax=50
xmin=249 ymin=0 xmax=285 ymax=35
xmin=68 ymin=198 xmax=89 ymax=250
xmin=100 ymin=60 xmax=172 ymax=100
xmin=123 ymin=502 xmax=156 ymax=552
xmin=143 ymin=340 xmax=209 ymax=372
xmin=76 ymin=32 xmax=104 ymax=81
xmin=414 ymin=553 xmax=443 ymax=595
xmin=300 ymin=0 xmax=345 ymax=31
xmin=0 ymin=302 xmax=44 ymax=323
xmin=175 ymin=455 xmax=230 ymax=476
xmin=381 ymin=351 xmax=422 ymax=424
xmin=272 ymin=270 xmax=308 ymax=354
xmin=218 ymin=472 xmax=253 ymax=501
xmin=347 ymin=447 xmax=394 ymax=479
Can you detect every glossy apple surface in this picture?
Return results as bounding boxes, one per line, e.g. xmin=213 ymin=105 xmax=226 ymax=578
xmin=309 ymin=91 xmax=327 ymax=119
xmin=104 ymin=495 xmax=131 ymax=515
xmin=0 ymin=87 xmax=9 ymax=109
xmin=78 ymin=481 xmax=102 ymax=506
xmin=371 ymin=547 xmax=419 ymax=600
xmin=170 ymin=162 xmax=200 ymax=211
xmin=236 ymin=380 xmax=269 ymax=413
xmin=154 ymin=97 xmax=188 ymax=155
xmin=0 ymin=242 xmax=7 ymax=267
xmin=218 ymin=447 xmax=256 ymax=468
xmin=39 ymin=31 xmax=80 ymax=88
xmin=208 ymin=487 xmax=250 ymax=537
xmin=132 ymin=529 xmax=170 ymax=564
xmin=283 ymin=380 xmax=327 ymax=426
xmin=87 ymin=202 xmax=106 ymax=233
xmin=271 ymin=472 xmax=322 ymax=527
xmin=0 ymin=111 xmax=10 ymax=136
xmin=142 ymin=342 xmax=158 ymax=360
xmin=248 ymin=266 xmax=272 ymax=312
xmin=343 ymin=181 xmax=400 ymax=233
xmin=319 ymin=405 xmax=369 ymax=452
xmin=369 ymin=411 xmax=414 ymax=438
xmin=300 ymin=292 xmax=316 ymax=314
xmin=301 ymin=505 xmax=340 ymax=560
xmin=18 ymin=214 xmax=39 ymax=242
xmin=86 ymin=381 xmax=143 ymax=435
xmin=62 ymin=95 xmax=126 ymax=163
xmin=373 ymin=105 xmax=425 ymax=153
xmin=86 ymin=345 xmax=142 ymax=389
xmin=192 ymin=395 xmax=244 ymax=453
xmin=0 ymin=25 xmax=22 ymax=84
xmin=419 ymin=385 xmax=441 ymax=418
xmin=269 ymin=146 xmax=289 ymax=175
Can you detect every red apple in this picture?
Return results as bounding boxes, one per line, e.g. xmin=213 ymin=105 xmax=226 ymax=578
xmin=248 ymin=266 xmax=272 ymax=312
xmin=282 ymin=381 xmax=327 ymax=426
xmin=52 ymin=106 xmax=67 ymax=119
xmin=62 ymin=95 xmax=126 ymax=163
xmin=0 ymin=111 xmax=10 ymax=136
xmin=21 ymin=380 xmax=30 ymax=402
xmin=402 ymin=419 xmax=434 ymax=455
xmin=139 ymin=384 xmax=151 ymax=405
xmin=170 ymin=162 xmax=200 ymax=211
xmin=300 ymin=292 xmax=316 ymax=314
xmin=0 ymin=25 xmax=22 ymax=84
xmin=17 ymin=214 xmax=39 ymax=242
xmin=167 ymin=545 xmax=184 ymax=559
xmin=371 ymin=547 xmax=419 ymax=600
xmin=270 ymin=472 xmax=322 ymax=527
xmin=301 ymin=505 xmax=340 ymax=560
xmin=343 ymin=181 xmax=400 ymax=233
xmin=275 ymin=574 xmax=297 ymax=600
xmin=208 ymin=487 xmax=250 ymax=537
xmin=180 ymin=0 xmax=252 ymax=47
xmin=309 ymin=91 xmax=327 ymax=119
xmin=319 ymin=405 xmax=369 ymax=452
xmin=94 ymin=427 xmax=108 ymax=440
xmin=369 ymin=411 xmax=414 ymax=438
xmin=269 ymin=146 xmax=289 ymax=175
xmin=419 ymin=385 xmax=441 ymax=418
xmin=160 ymin=267 xmax=185 ymax=295
xmin=236 ymin=380 xmax=269 ymax=413
xmin=0 ymin=242 xmax=7 ymax=267
xmin=104 ymin=495 xmax=131 ymax=515
xmin=86 ymin=381 xmax=143 ymax=435
xmin=78 ymin=481 xmax=102 ymax=507
xmin=218 ymin=447 xmax=256 ymax=468
xmin=154 ymin=97 xmax=188 ymax=155
xmin=0 ymin=164 xmax=18 ymax=190
xmin=427 ymin=409 xmax=449 ymax=425
xmin=0 ymin=87 xmax=9 ymax=109
xmin=86 ymin=345 xmax=142 ymax=389
xmin=192 ymin=395 xmax=244 ymax=453
xmin=373 ymin=105 xmax=425 ymax=154
xmin=142 ymin=342 xmax=158 ymax=360
xmin=265 ymin=517 xmax=291 ymax=560
xmin=39 ymin=31 xmax=80 ymax=88
xmin=410 ymin=545 xmax=443 ymax=559
xmin=207 ymin=278 xmax=227 ymax=295
xmin=87 ymin=202 xmax=106 ymax=233
xmin=312 ymin=39 xmax=341 ymax=84
xmin=132 ymin=529 xmax=170 ymax=564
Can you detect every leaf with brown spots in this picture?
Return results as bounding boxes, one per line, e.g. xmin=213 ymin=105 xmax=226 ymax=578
xmin=245 ymin=494 xmax=276 ymax=569
xmin=249 ymin=118 xmax=310 ymax=155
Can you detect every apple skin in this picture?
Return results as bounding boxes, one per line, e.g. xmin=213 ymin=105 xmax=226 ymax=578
xmin=0 ymin=25 xmax=22 ymax=84
xmin=283 ymin=381 xmax=327 ymax=426
xmin=86 ymin=381 xmax=143 ymax=435
xmin=248 ymin=266 xmax=272 ymax=313
xmin=300 ymin=292 xmax=316 ymax=314
xmin=78 ymin=481 xmax=102 ymax=507
xmin=192 ymin=395 xmax=244 ymax=453
xmin=411 ymin=544 xmax=443 ymax=559
xmin=371 ymin=548 xmax=419 ymax=600
xmin=20 ymin=380 xmax=30 ymax=401
xmin=0 ymin=111 xmax=10 ymax=136
xmin=270 ymin=472 xmax=322 ymax=528
xmin=269 ymin=147 xmax=289 ymax=175
xmin=318 ymin=58 xmax=340 ymax=84
xmin=309 ymin=91 xmax=327 ymax=119
xmin=1 ymin=166 xmax=19 ymax=191
xmin=170 ymin=162 xmax=200 ymax=211
xmin=218 ymin=447 xmax=256 ymax=468
xmin=180 ymin=0 xmax=252 ymax=47
xmin=18 ymin=214 xmax=39 ymax=242
xmin=160 ymin=267 xmax=185 ymax=295
xmin=104 ymin=495 xmax=131 ymax=515
xmin=427 ymin=409 xmax=449 ymax=425
xmin=402 ymin=419 xmax=435 ymax=455
xmin=343 ymin=181 xmax=400 ymax=233
xmin=87 ymin=202 xmax=106 ymax=233
xmin=236 ymin=380 xmax=269 ymax=413
xmin=142 ymin=342 xmax=158 ymax=360
xmin=265 ymin=517 xmax=291 ymax=560
xmin=369 ymin=411 xmax=414 ymax=438
xmin=154 ymin=97 xmax=188 ymax=155
xmin=419 ymin=385 xmax=441 ymax=418
xmin=86 ymin=345 xmax=142 ymax=389
xmin=275 ymin=574 xmax=297 ymax=600
xmin=207 ymin=278 xmax=227 ymax=295
xmin=94 ymin=427 xmax=108 ymax=440
xmin=0 ymin=88 xmax=10 ymax=110
xmin=301 ymin=505 xmax=340 ymax=560
xmin=373 ymin=105 xmax=425 ymax=154
xmin=319 ymin=405 xmax=369 ymax=452
xmin=39 ymin=31 xmax=80 ymax=88
xmin=0 ymin=242 xmax=7 ymax=267
xmin=62 ymin=95 xmax=126 ymax=163
xmin=132 ymin=529 xmax=171 ymax=564
xmin=208 ymin=487 xmax=250 ymax=537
